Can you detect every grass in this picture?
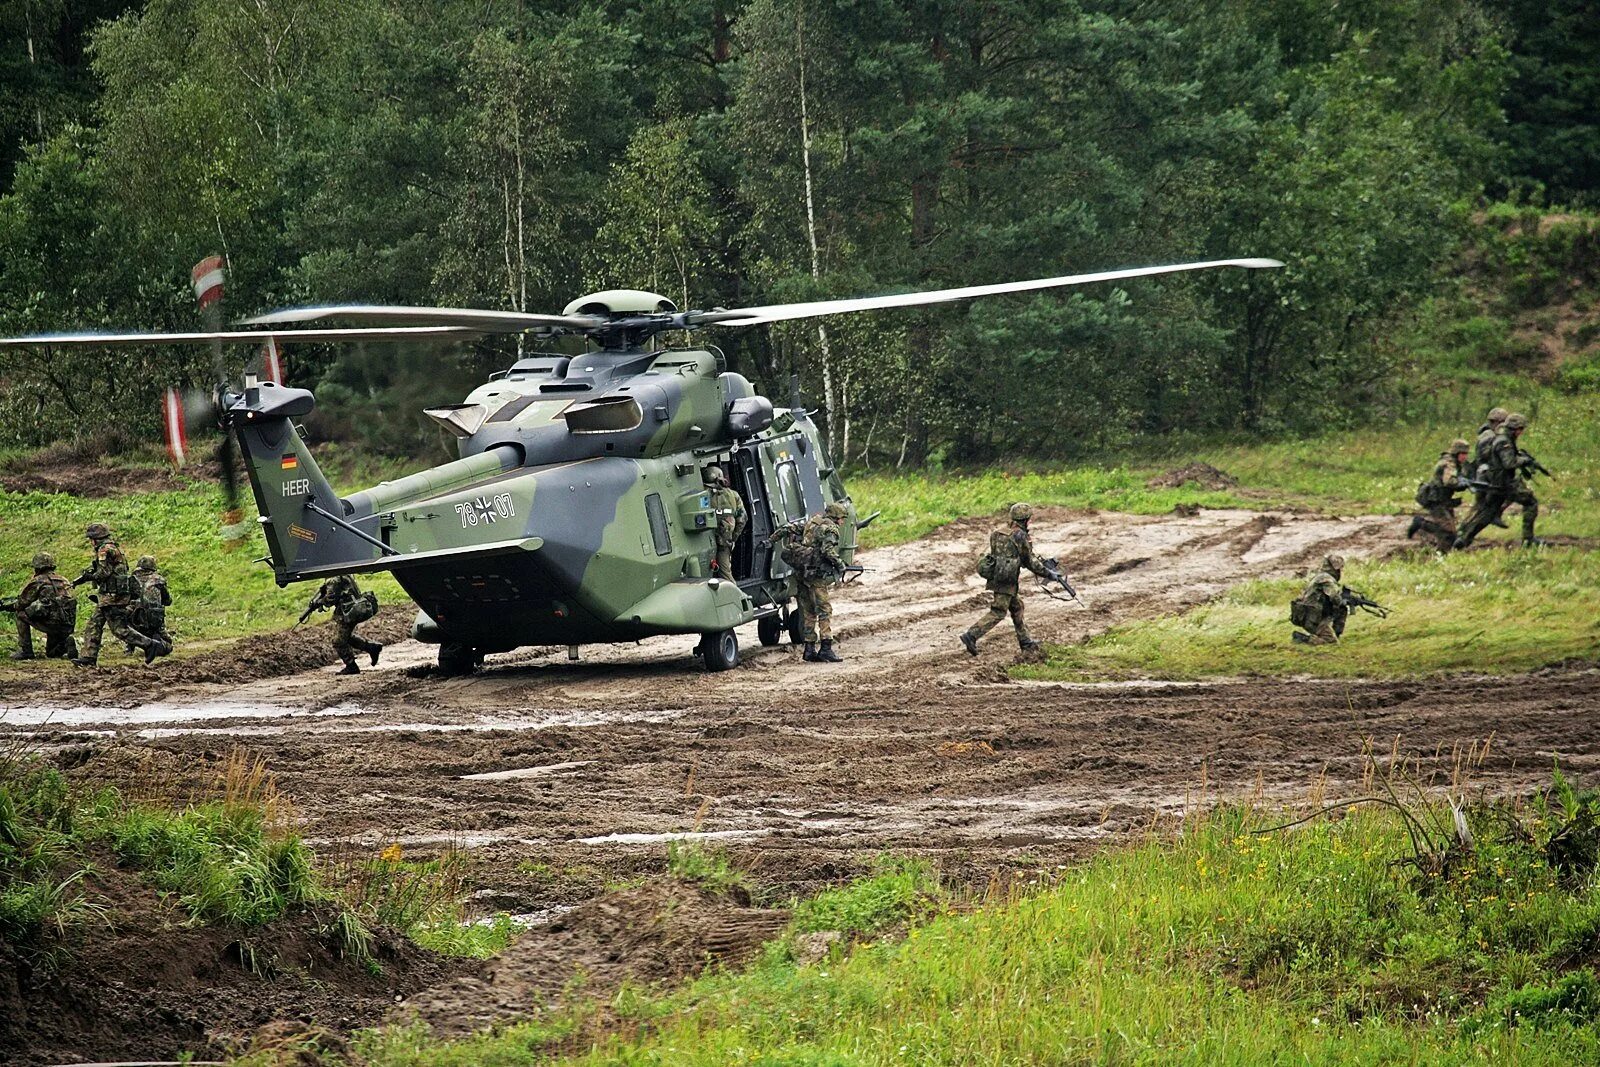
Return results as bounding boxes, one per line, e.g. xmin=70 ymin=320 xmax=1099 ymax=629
xmin=339 ymin=774 xmax=1600 ymax=1065
xmin=1019 ymin=548 xmax=1600 ymax=682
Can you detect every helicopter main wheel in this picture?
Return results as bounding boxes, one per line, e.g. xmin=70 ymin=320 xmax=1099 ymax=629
xmin=702 ymin=629 xmax=739 ymax=672
xmin=785 ymin=604 xmax=806 ymax=645
xmin=757 ymin=613 xmax=783 ymax=647
xmin=438 ymin=642 xmax=477 ymax=676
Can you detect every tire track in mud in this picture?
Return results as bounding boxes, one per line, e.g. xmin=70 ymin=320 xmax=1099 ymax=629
xmin=6 ymin=507 xmax=1598 ymax=903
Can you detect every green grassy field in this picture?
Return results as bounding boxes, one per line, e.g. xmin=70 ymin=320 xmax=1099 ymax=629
xmin=339 ymin=782 xmax=1600 ymax=1066
xmin=1020 ymin=549 xmax=1600 ymax=682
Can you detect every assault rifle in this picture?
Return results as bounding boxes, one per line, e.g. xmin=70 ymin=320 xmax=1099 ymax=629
xmin=1517 ymin=450 xmax=1553 ymax=479
xmin=1340 ymin=586 xmax=1391 ymax=618
xmin=293 ymin=596 xmax=328 ymax=630
xmin=1037 ymin=557 xmax=1084 ymax=606
xmin=842 ymin=564 xmax=866 ymax=584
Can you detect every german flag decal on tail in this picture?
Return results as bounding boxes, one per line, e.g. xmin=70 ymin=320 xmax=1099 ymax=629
xmin=281 ymin=454 xmax=299 ymax=470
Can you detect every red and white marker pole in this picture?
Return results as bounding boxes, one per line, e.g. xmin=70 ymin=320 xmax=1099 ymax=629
xmin=161 ymin=386 xmax=188 ymax=468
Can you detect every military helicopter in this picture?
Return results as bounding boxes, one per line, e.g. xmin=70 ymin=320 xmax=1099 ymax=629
xmin=0 ymin=258 xmax=1279 ymax=672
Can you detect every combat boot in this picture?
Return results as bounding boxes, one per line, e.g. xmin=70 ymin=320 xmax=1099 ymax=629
xmin=71 ymin=656 xmax=97 ymax=667
xmin=802 ymin=642 xmax=820 ymax=662
xmin=338 ymin=661 xmax=360 ymax=676
xmin=143 ymin=645 xmax=160 ymax=664
xmin=10 ymin=650 xmax=34 ymax=660
xmin=816 ymin=640 xmax=843 ymax=663
xmin=1019 ymin=638 xmax=1041 ymax=653
xmin=1291 ymin=631 xmax=1310 ymax=645
xmin=960 ymin=632 xmax=978 ymax=656
xmin=1491 ymin=517 xmax=1509 ymax=529
xmin=1404 ymin=515 xmax=1422 ymax=540
xmin=367 ymin=641 xmax=384 ymax=667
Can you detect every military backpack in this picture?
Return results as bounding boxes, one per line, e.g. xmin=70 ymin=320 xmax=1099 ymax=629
xmin=339 ymin=590 xmax=379 ymax=624
xmin=1289 ymin=594 xmax=1321 ymax=631
xmin=980 ymin=529 xmax=1023 ymax=585
xmin=25 ymin=576 xmax=77 ymax=630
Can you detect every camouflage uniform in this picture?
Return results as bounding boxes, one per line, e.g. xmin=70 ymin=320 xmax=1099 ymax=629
xmin=307 ymin=573 xmax=382 ymax=674
xmin=771 ymin=502 xmax=847 ymax=662
xmin=131 ymin=556 xmax=174 ymax=652
xmin=1466 ymin=408 xmax=1510 ymax=531
xmin=1407 ymin=442 xmax=1469 ymax=552
xmin=962 ymin=503 xmax=1053 ymax=654
xmin=705 ymin=468 xmax=747 ymax=581
xmin=5 ymin=553 xmax=78 ymax=660
xmin=1456 ymin=414 xmax=1539 ymax=549
xmin=75 ymin=524 xmax=166 ymax=665
xmin=1291 ymin=554 xmax=1347 ymax=646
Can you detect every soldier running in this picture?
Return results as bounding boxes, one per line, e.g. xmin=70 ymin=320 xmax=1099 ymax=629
xmin=1455 ymin=412 xmax=1542 ymax=549
xmin=1290 ymin=554 xmax=1348 ymax=646
xmin=72 ymin=522 xmax=168 ymax=666
xmin=961 ymin=502 xmax=1055 ymax=656
xmin=770 ymin=501 xmax=848 ymax=663
xmin=704 ymin=466 xmax=747 ymax=581
xmin=1468 ymin=406 xmax=1511 ymax=531
xmin=302 ymin=573 xmax=383 ymax=675
xmin=1407 ymin=439 xmax=1471 ymax=551
xmin=130 ymin=555 xmax=175 ymax=653
xmin=2 ymin=552 xmax=79 ymax=660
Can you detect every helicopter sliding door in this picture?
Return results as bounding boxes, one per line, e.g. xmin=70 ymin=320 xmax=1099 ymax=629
xmin=730 ymin=447 xmax=773 ymax=588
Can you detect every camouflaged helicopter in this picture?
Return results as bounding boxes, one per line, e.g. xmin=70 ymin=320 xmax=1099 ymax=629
xmin=0 ymin=258 xmax=1279 ymax=672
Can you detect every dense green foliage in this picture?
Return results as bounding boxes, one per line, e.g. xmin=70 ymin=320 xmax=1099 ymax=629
xmin=0 ymin=0 xmax=1527 ymax=462
xmin=349 ymin=791 xmax=1600 ymax=1064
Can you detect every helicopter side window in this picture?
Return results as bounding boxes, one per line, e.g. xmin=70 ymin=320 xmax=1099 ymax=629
xmin=644 ymin=493 xmax=672 ymax=555
xmin=775 ymin=460 xmax=807 ymax=522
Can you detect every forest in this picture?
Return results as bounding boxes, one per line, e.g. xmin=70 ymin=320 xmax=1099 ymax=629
xmin=0 ymin=0 xmax=1595 ymax=464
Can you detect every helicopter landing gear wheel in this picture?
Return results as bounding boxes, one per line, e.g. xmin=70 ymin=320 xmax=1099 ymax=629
xmin=438 ymin=642 xmax=477 ymax=676
xmin=702 ymin=629 xmax=739 ymax=672
xmin=757 ymin=614 xmax=783 ymax=647
xmin=785 ymin=604 xmax=806 ymax=645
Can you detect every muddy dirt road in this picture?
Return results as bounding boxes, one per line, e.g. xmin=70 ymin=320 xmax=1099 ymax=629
xmin=7 ymin=506 xmax=1596 ymax=906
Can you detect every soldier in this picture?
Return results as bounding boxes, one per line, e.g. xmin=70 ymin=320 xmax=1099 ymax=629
xmin=1406 ymin=439 xmax=1471 ymax=551
xmin=302 ymin=573 xmax=382 ymax=674
xmin=704 ymin=467 xmax=747 ymax=581
xmin=130 ymin=555 xmax=175 ymax=653
xmin=2 ymin=552 xmax=79 ymax=660
xmin=770 ymin=501 xmax=848 ymax=662
xmin=1290 ymin=554 xmax=1348 ymax=645
xmin=72 ymin=522 xmax=167 ymax=666
xmin=1455 ymin=412 xmax=1541 ymax=550
xmin=1469 ymin=407 xmax=1511 ymax=531
xmin=961 ymin=502 xmax=1056 ymax=656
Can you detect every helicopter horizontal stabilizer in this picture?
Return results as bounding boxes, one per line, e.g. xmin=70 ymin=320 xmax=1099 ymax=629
xmin=0 ymin=326 xmax=481 ymax=347
xmin=694 ymin=258 xmax=1283 ymax=326
xmin=291 ymin=536 xmax=544 ymax=580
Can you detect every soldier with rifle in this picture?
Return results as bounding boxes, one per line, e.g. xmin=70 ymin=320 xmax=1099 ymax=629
xmin=129 ymin=555 xmax=175 ymax=654
xmin=2 ymin=552 xmax=79 ymax=660
xmin=1455 ymin=412 xmax=1549 ymax=550
xmin=1290 ymin=554 xmax=1390 ymax=646
xmin=1407 ymin=439 xmax=1471 ymax=552
xmin=704 ymin=466 xmax=747 ymax=581
xmin=300 ymin=573 xmax=382 ymax=675
xmin=960 ymin=502 xmax=1074 ymax=656
xmin=72 ymin=522 xmax=169 ymax=666
xmin=1467 ymin=407 xmax=1512 ymax=530
xmin=770 ymin=501 xmax=848 ymax=663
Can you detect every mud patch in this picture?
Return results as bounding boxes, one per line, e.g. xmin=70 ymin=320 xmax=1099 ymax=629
xmin=399 ymin=881 xmax=787 ymax=1037
xmin=1146 ymin=463 xmax=1238 ymax=491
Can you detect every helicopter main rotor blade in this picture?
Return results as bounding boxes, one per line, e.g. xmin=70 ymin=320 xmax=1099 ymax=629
xmin=693 ymin=258 xmax=1283 ymax=327
xmin=0 ymin=325 xmax=481 ymax=348
xmin=245 ymin=305 xmax=607 ymax=333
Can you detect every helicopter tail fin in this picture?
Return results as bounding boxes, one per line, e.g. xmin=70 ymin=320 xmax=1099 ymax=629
xmin=225 ymin=382 xmax=384 ymax=582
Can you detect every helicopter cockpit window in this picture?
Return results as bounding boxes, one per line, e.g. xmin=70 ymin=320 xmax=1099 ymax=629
xmin=776 ymin=460 xmax=806 ymax=521
xmin=561 ymin=396 xmax=643 ymax=433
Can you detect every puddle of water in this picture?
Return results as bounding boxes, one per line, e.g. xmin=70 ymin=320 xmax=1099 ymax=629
xmin=576 ymin=828 xmax=771 ymax=845
xmin=0 ymin=701 xmax=369 ymax=728
xmin=304 ymin=832 xmax=548 ymax=849
xmin=462 ymin=760 xmax=596 ymax=781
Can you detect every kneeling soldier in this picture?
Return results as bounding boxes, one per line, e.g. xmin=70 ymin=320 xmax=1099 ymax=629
xmin=3 ymin=552 xmax=79 ymax=660
xmin=1291 ymin=554 xmax=1348 ymax=646
xmin=303 ymin=574 xmax=382 ymax=675
xmin=1407 ymin=439 xmax=1471 ymax=552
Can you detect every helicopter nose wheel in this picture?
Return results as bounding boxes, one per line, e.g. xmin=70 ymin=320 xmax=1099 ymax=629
xmin=701 ymin=628 xmax=739 ymax=672
xmin=756 ymin=613 xmax=783 ymax=647
xmin=438 ymin=642 xmax=478 ymax=676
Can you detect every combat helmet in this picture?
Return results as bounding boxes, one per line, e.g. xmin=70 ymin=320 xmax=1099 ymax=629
xmin=1323 ymin=553 xmax=1346 ymax=574
xmin=31 ymin=551 xmax=55 ymax=572
xmin=1486 ymin=407 xmax=1509 ymax=425
xmin=1450 ymin=438 xmax=1470 ymax=455
xmin=824 ymin=501 xmax=849 ymax=522
xmin=1009 ymin=502 xmax=1033 ymax=524
xmin=136 ymin=555 xmax=157 ymax=572
xmin=85 ymin=522 xmax=111 ymax=541
xmin=704 ymin=467 xmax=727 ymax=486
xmin=1505 ymin=413 xmax=1528 ymax=430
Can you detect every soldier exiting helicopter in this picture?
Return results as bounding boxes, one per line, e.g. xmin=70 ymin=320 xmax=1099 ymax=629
xmin=771 ymin=501 xmax=848 ymax=663
xmin=2 ymin=552 xmax=79 ymax=660
xmin=301 ymin=573 xmax=383 ymax=675
xmin=704 ymin=466 xmax=747 ymax=581
xmin=961 ymin=503 xmax=1056 ymax=656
